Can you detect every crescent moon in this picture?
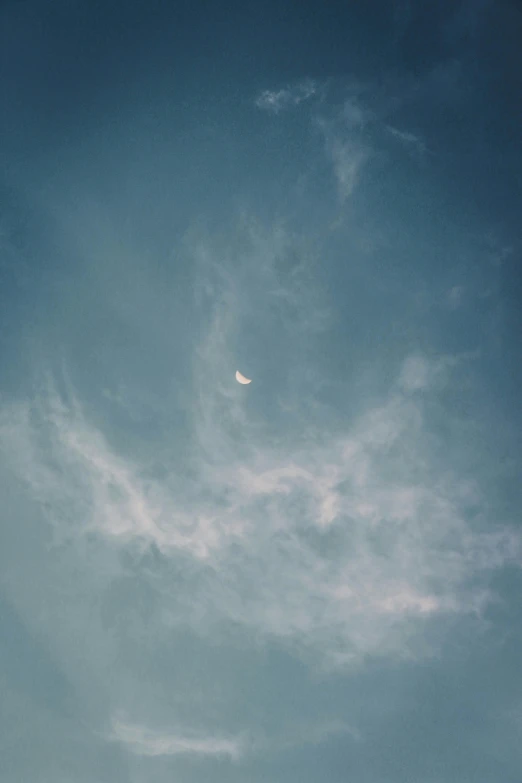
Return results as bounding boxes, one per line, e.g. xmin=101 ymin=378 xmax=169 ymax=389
xmin=235 ymin=370 xmax=252 ymax=385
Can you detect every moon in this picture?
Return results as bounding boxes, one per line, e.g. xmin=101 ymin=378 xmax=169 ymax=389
xmin=235 ymin=370 xmax=252 ymax=385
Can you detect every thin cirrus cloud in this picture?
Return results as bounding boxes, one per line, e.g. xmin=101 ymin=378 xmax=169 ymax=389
xmin=385 ymin=124 xmax=429 ymax=157
xmin=0 ymin=187 xmax=518 ymax=684
xmin=109 ymin=713 xmax=358 ymax=761
xmin=325 ymin=135 xmax=369 ymax=201
xmin=0 ymin=0 xmax=520 ymax=773
xmin=254 ymin=79 xmax=318 ymax=113
xmin=255 ymin=79 xmax=368 ymax=190
xmin=110 ymin=715 xmax=243 ymax=760
xmin=315 ymin=96 xmax=372 ymax=203
xmin=446 ymin=284 xmax=464 ymax=309
xmin=1 ymin=273 xmax=520 ymax=673
xmin=255 ymin=83 xmax=433 ymax=203
xmin=1 ymin=215 xmax=520 ymax=674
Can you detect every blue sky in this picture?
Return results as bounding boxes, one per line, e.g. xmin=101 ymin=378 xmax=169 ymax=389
xmin=1 ymin=1 xmax=522 ymax=781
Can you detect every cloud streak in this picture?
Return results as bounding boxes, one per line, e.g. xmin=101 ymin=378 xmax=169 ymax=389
xmin=0 ymin=195 xmax=519 ymax=679
xmin=326 ymin=136 xmax=369 ymax=201
xmin=255 ymin=80 xmax=318 ymax=113
xmin=1 ymin=332 xmax=520 ymax=673
xmin=315 ymin=95 xmax=372 ymax=202
xmin=110 ymin=715 xmax=243 ymax=760
xmin=385 ymin=124 xmax=429 ymax=157
xmin=109 ymin=713 xmax=359 ymax=761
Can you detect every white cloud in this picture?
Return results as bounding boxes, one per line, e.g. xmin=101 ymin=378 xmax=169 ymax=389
xmin=386 ymin=124 xmax=428 ymax=157
xmin=316 ymin=112 xmax=370 ymax=202
xmin=398 ymin=354 xmax=433 ymax=391
xmin=328 ymin=138 xmax=369 ymax=201
xmin=342 ymin=96 xmax=370 ymax=130
xmin=2 ymin=350 xmax=519 ymax=671
xmin=109 ymin=713 xmax=359 ymax=761
xmin=255 ymin=79 xmax=318 ymax=113
xmin=446 ymin=285 xmax=464 ymax=309
xmin=110 ymin=715 xmax=243 ymax=760
xmin=0 ymin=383 xmax=240 ymax=560
xmin=0 ymin=224 xmax=519 ymax=673
xmin=397 ymin=351 xmax=480 ymax=393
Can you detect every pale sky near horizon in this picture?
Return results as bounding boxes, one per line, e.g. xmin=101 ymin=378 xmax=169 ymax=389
xmin=1 ymin=1 xmax=522 ymax=781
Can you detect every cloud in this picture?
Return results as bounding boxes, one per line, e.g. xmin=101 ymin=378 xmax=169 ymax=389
xmin=110 ymin=715 xmax=243 ymax=760
xmin=0 ymin=385 xmax=247 ymax=560
xmin=385 ymin=124 xmax=428 ymax=157
xmin=326 ymin=136 xmax=369 ymax=202
xmin=0 ymin=215 xmax=519 ymax=676
xmin=255 ymin=83 xmax=424 ymax=202
xmin=397 ymin=353 xmax=454 ymax=391
xmin=109 ymin=713 xmax=359 ymax=761
xmin=2 ymin=343 xmax=520 ymax=673
xmin=342 ymin=96 xmax=371 ymax=130
xmin=2 ymin=8 xmax=521 ymax=780
xmin=316 ymin=98 xmax=371 ymax=202
xmin=255 ymin=79 xmax=318 ymax=113
xmin=446 ymin=285 xmax=464 ymax=309
xmin=398 ymin=355 xmax=433 ymax=391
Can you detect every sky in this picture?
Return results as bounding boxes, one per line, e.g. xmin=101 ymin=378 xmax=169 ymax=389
xmin=1 ymin=1 xmax=522 ymax=781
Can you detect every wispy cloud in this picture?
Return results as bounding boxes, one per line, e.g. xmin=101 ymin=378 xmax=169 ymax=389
xmin=110 ymin=715 xmax=243 ymax=760
xmin=255 ymin=83 xmax=426 ymax=202
xmin=109 ymin=713 xmax=358 ymax=761
xmin=326 ymin=136 xmax=369 ymax=201
xmin=0 ymin=380 xmax=238 ymax=559
xmin=255 ymin=79 xmax=318 ymax=113
xmin=386 ymin=124 xmax=429 ymax=158
xmin=397 ymin=352 xmax=463 ymax=391
xmin=446 ymin=285 xmax=464 ymax=309
xmin=342 ymin=95 xmax=371 ymax=130
xmin=0 ymin=218 xmax=519 ymax=673
xmin=2 ymin=347 xmax=519 ymax=671
xmin=2 ymin=6 xmax=521 ymax=779
xmin=316 ymin=97 xmax=371 ymax=202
